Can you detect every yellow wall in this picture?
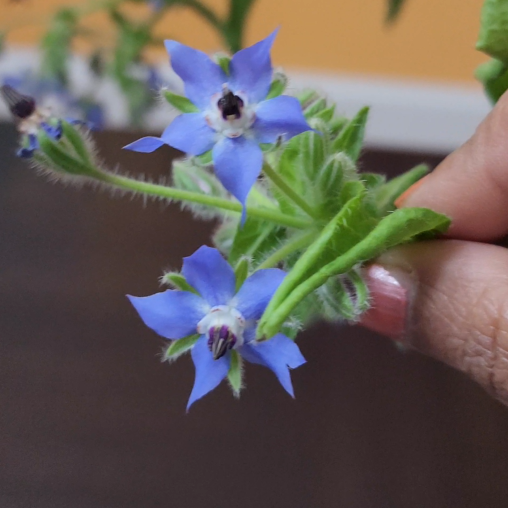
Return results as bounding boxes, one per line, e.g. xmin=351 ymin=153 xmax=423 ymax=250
xmin=2 ymin=0 xmax=486 ymax=84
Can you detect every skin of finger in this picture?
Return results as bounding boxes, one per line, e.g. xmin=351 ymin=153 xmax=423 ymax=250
xmin=378 ymin=240 xmax=508 ymax=405
xmin=399 ymin=91 xmax=508 ymax=241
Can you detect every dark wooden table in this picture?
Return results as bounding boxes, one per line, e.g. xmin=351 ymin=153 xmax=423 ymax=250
xmin=1 ymin=125 xmax=507 ymax=508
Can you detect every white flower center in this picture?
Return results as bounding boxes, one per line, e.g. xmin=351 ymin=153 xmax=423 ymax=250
xmin=197 ymin=305 xmax=246 ymax=360
xmin=204 ymin=85 xmax=256 ymax=139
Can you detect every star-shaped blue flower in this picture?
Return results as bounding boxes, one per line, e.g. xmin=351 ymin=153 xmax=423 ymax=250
xmin=124 ymin=30 xmax=312 ymax=222
xmin=128 ymin=246 xmax=306 ymax=409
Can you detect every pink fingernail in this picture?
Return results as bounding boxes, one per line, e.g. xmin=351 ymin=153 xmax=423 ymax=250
xmin=359 ymin=264 xmax=411 ymax=340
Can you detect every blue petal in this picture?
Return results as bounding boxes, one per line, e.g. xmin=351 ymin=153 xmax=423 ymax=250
xmin=212 ymin=136 xmax=263 ymax=225
xmin=240 ymin=334 xmax=306 ymax=397
xmin=161 ymin=113 xmax=216 ymax=155
xmin=165 ymin=40 xmax=226 ymax=110
xmin=123 ymin=137 xmax=166 ymax=153
xmin=252 ymin=96 xmax=312 ymax=143
xmin=17 ymin=134 xmax=38 ymax=158
xmin=234 ymin=269 xmax=286 ymax=320
xmin=128 ymin=290 xmax=208 ymax=339
xmin=41 ymin=122 xmax=62 ymax=140
xmin=229 ymin=29 xmax=278 ymax=103
xmin=182 ymin=246 xmax=236 ymax=307
xmin=188 ymin=335 xmax=230 ymax=409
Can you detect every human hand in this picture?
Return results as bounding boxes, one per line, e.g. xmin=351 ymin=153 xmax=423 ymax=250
xmin=360 ymin=92 xmax=508 ymax=406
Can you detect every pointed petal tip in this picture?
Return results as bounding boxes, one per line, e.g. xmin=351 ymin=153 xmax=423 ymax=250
xmin=123 ymin=137 xmax=165 ymax=153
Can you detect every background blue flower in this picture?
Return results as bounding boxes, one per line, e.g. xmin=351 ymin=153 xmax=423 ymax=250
xmin=128 ymin=246 xmax=306 ymax=409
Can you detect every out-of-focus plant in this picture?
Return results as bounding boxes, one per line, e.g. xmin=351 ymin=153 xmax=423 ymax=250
xmin=386 ymin=0 xmax=508 ymax=105
xmin=0 ymin=0 xmax=258 ymax=126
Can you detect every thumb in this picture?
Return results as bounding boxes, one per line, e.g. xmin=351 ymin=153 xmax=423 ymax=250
xmin=360 ymin=240 xmax=508 ymax=405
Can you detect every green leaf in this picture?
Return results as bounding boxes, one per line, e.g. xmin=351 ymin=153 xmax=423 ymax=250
xmin=274 ymin=130 xmax=327 ymax=214
xmin=266 ymin=72 xmax=288 ymax=100
xmin=215 ymin=54 xmax=231 ymax=75
xmin=317 ymin=156 xmax=362 ymax=218
xmin=172 ymin=161 xmax=229 ymax=218
xmin=213 ymin=220 xmax=237 ymax=256
xmin=228 ymin=216 xmax=284 ymax=267
xmin=317 ymin=277 xmax=357 ymax=321
xmin=317 ymin=269 xmax=370 ymax=322
xmin=329 ymin=116 xmax=348 ymax=137
xmin=362 ymin=172 xmax=386 ymax=190
xmin=234 ymin=257 xmax=250 ymax=291
xmin=297 ymin=89 xmax=320 ymax=108
xmin=374 ymin=163 xmax=429 ymax=214
xmin=259 ymin=207 xmax=450 ymax=339
xmin=475 ymin=58 xmax=508 ymax=103
xmin=227 ymin=350 xmax=243 ymax=397
xmin=347 ymin=269 xmax=370 ymax=316
xmin=164 ymin=334 xmax=200 ymax=362
xmin=161 ymin=272 xmax=199 ymax=294
xmin=304 ymin=98 xmax=327 ymax=119
xmin=162 ymin=89 xmax=199 ymax=113
xmin=477 ymin=0 xmax=508 ymax=63
xmin=61 ymin=121 xmax=93 ymax=164
xmin=0 ymin=31 xmax=5 ymax=55
xmin=258 ymin=192 xmax=368 ymax=331
xmin=314 ymin=105 xmax=336 ymax=123
xmin=37 ymin=131 xmax=100 ymax=177
xmin=386 ymin=0 xmax=408 ymax=24
xmin=331 ymin=107 xmax=369 ymax=162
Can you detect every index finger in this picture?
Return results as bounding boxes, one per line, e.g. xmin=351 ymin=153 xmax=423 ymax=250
xmin=396 ymin=91 xmax=508 ymax=241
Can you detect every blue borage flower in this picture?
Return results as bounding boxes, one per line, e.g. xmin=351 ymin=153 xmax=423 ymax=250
xmin=124 ymin=30 xmax=312 ymax=222
xmin=2 ymin=74 xmax=104 ymax=130
xmin=128 ymin=246 xmax=306 ymax=409
xmin=0 ymin=84 xmax=63 ymax=158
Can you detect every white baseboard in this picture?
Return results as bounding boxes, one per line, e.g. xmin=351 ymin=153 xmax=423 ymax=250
xmin=0 ymin=47 xmax=492 ymax=154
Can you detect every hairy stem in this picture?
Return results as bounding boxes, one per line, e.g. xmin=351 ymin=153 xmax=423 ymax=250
xmin=262 ymin=162 xmax=320 ymax=220
xmin=95 ymin=172 xmax=311 ymax=229
xmin=257 ymin=230 xmax=318 ymax=269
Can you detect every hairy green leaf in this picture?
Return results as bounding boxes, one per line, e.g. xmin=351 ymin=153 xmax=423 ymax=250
xmin=234 ymin=257 xmax=250 ymax=292
xmin=259 ymin=207 xmax=450 ymax=339
xmin=61 ymin=121 xmax=93 ymax=164
xmin=331 ymin=107 xmax=369 ymax=162
xmin=227 ymin=350 xmax=243 ymax=397
xmin=162 ymin=90 xmax=199 ymax=113
xmin=229 ymin=217 xmax=284 ymax=267
xmin=266 ymin=73 xmax=288 ymax=100
xmin=164 ymin=334 xmax=200 ymax=362
xmin=162 ymin=272 xmax=199 ymax=294
xmin=374 ymin=163 xmax=429 ymax=214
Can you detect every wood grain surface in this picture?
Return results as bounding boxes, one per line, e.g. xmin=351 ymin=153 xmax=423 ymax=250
xmin=1 ymin=126 xmax=507 ymax=508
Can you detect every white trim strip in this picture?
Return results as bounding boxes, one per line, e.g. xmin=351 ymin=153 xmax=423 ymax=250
xmin=0 ymin=48 xmax=492 ymax=153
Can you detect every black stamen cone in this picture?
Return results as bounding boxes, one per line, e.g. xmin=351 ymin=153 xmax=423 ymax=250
xmin=1 ymin=85 xmax=36 ymax=119
xmin=217 ymin=90 xmax=244 ymax=120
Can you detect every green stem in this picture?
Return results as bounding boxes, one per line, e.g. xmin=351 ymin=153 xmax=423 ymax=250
xmin=257 ymin=231 xmax=318 ymax=269
xmin=95 ymin=172 xmax=311 ymax=229
xmin=262 ymin=162 xmax=320 ymax=220
xmin=181 ymin=0 xmax=224 ymax=34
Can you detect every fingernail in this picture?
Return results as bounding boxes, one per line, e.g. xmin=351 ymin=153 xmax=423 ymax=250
xmin=359 ymin=263 xmax=413 ymax=341
xmin=394 ymin=176 xmax=428 ymax=208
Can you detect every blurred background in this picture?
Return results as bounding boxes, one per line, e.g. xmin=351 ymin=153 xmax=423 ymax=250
xmin=2 ymin=1 xmax=508 ymax=507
